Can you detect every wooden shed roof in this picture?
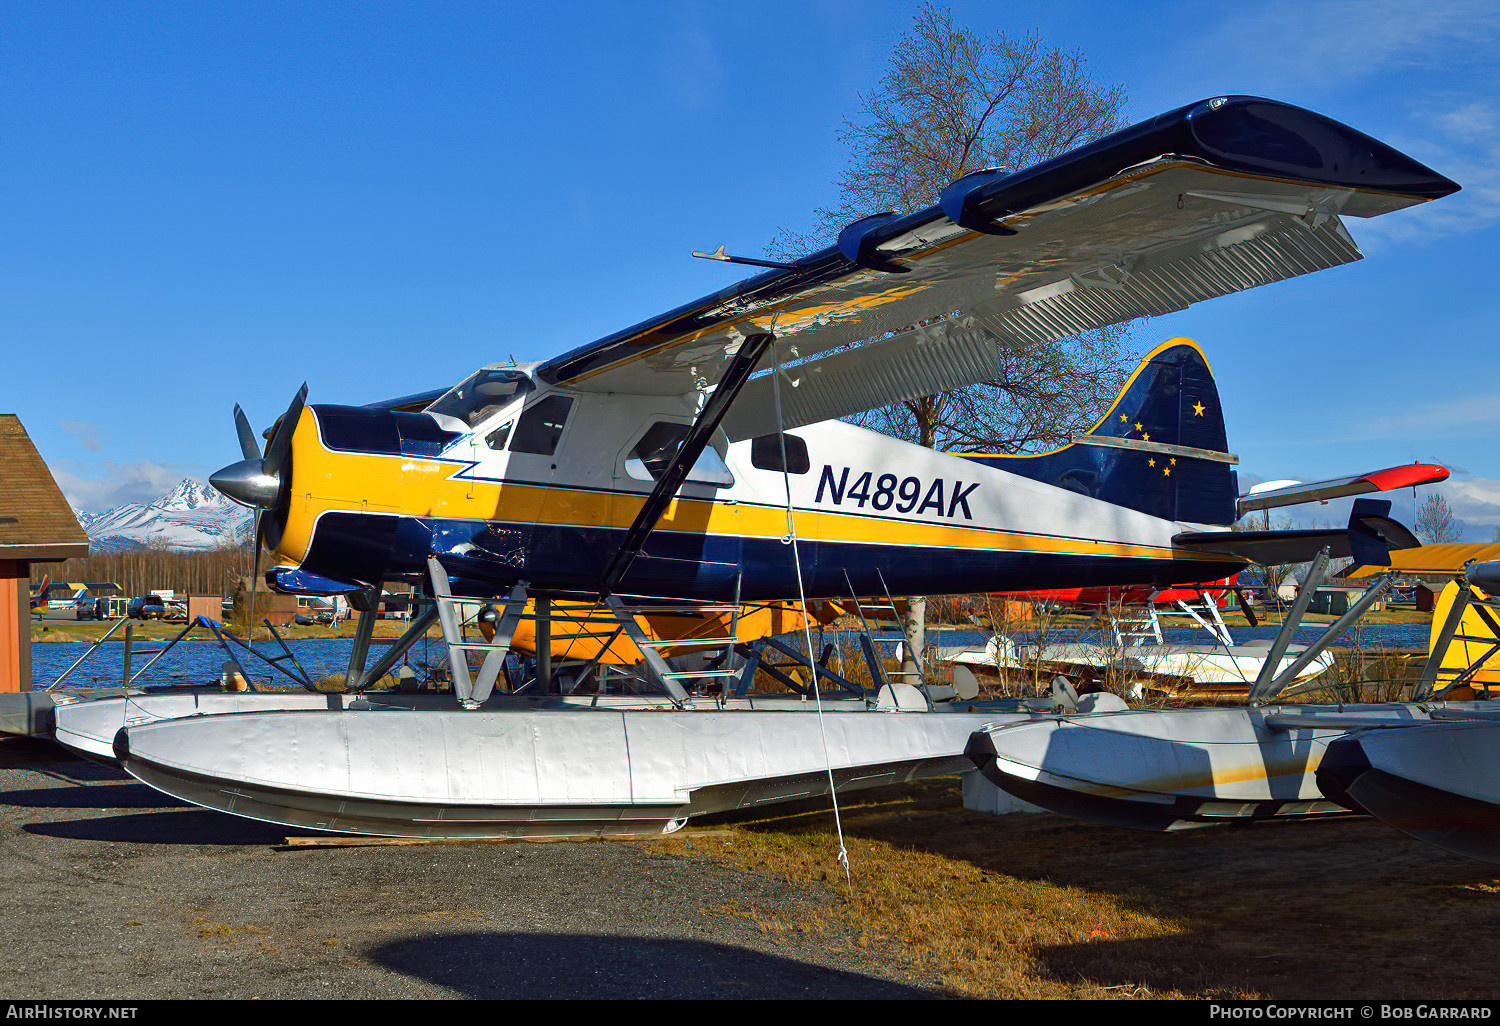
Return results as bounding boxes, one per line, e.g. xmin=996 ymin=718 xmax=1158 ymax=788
xmin=0 ymin=415 xmax=89 ymax=562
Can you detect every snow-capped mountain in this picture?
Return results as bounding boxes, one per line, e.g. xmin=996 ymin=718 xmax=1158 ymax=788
xmin=76 ymin=479 xmax=254 ymax=552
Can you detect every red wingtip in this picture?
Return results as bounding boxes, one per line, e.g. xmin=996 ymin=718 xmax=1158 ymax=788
xmin=1361 ymin=463 xmax=1449 ymax=492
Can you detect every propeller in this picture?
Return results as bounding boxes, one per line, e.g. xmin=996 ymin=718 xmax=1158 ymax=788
xmin=233 ymin=403 xmax=260 ymax=462
xmin=210 ymin=385 xmax=308 ymax=641
xmin=1234 ymin=587 xmax=1259 ymax=628
xmin=211 ymin=385 xmax=307 ymax=541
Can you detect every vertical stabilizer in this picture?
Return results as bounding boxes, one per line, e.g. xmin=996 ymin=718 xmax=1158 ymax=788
xmin=962 ymin=339 xmax=1237 ymax=525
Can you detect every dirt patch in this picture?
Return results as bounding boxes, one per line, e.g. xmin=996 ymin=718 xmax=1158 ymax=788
xmin=0 ymin=742 xmax=946 ymax=1000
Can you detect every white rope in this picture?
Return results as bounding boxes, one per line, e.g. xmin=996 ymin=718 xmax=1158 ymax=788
xmin=770 ymin=341 xmax=852 ymax=892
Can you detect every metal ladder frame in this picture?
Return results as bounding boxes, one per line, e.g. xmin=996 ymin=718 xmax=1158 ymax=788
xmin=842 ymin=568 xmax=927 ymax=694
xmin=730 ymin=634 xmax=867 ymax=699
xmin=427 ymin=558 xmax=766 ymax=709
xmin=1109 ymin=603 xmax=1164 ymax=647
xmin=604 ymin=572 xmax=745 ymax=700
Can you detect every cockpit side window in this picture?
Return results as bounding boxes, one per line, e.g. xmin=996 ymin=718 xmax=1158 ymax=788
xmin=426 ymin=369 xmax=534 ymax=427
xmin=624 ymin=422 xmax=734 ymax=487
xmin=509 ymin=395 xmax=575 ymax=456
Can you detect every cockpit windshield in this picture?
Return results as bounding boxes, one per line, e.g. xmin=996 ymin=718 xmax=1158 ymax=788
xmin=426 ymin=368 xmax=534 ymax=427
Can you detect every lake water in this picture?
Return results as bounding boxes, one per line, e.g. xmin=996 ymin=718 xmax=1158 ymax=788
xmin=28 ymin=621 xmax=1430 ymax=690
xmin=29 ymin=634 xmax=459 ymax=690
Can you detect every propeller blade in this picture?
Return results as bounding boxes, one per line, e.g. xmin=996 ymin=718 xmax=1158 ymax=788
xmin=262 ymin=383 xmax=307 ymax=480
xmin=261 ymin=507 xmax=284 ymax=551
xmin=233 ymin=404 xmax=261 ymax=461
xmin=1235 ymin=588 xmax=1259 ymax=628
xmin=246 ymin=510 xmax=263 ymax=647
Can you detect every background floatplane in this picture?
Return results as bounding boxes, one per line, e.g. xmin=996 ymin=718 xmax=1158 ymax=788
xmin=969 ymin=561 xmax=1500 ymax=862
xmin=947 ymin=578 xmax=1341 ymax=699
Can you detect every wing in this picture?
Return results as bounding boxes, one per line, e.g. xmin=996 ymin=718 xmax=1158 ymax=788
xmin=536 ymin=96 xmax=1457 ymax=438
xmin=363 ymin=388 xmax=447 ymax=413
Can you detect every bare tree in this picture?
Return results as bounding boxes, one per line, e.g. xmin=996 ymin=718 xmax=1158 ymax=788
xmin=774 ymin=5 xmax=1132 ymax=678
xmin=774 ymin=5 xmax=1126 ymax=254
xmin=1233 ymin=511 xmax=1300 ymax=610
xmin=1415 ymin=493 xmax=1463 ymax=545
xmin=853 ymin=326 xmax=1133 ymax=452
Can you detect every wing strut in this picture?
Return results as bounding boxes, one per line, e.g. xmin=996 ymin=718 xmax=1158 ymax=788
xmin=597 ymin=331 xmax=775 ymax=600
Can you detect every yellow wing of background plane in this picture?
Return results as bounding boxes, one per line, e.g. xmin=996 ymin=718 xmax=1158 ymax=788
xmin=537 ymin=96 xmax=1457 ymax=439
xmin=1429 ymin=579 xmax=1500 ymax=694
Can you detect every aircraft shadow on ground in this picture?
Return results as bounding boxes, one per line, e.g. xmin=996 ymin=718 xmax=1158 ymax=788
xmin=367 ymin=931 xmax=939 ymax=1000
xmin=1026 ymin=929 xmax=1482 ymax=999
xmin=24 ymin=809 xmax=293 ymax=846
xmin=0 ymin=741 xmax=127 ymax=780
xmin=0 ymin=737 xmax=79 ymax=767
xmin=1031 ymin=929 xmax=1239 ymax=997
xmin=0 ymin=782 xmax=186 ymax=809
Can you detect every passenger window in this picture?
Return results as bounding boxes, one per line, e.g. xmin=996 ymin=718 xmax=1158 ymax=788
xmin=509 ymin=396 xmax=574 ymax=455
xmin=625 ymin=422 xmax=734 ymax=487
xmin=750 ymin=433 xmax=809 ymax=474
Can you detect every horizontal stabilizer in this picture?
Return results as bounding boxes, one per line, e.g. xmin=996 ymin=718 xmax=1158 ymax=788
xmin=1176 ymin=500 xmax=1419 ymax=566
xmin=1238 ymin=463 xmax=1448 ymax=516
xmin=1176 ymin=528 xmax=1356 ymax=565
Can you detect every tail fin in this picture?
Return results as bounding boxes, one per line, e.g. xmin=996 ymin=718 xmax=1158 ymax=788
xmin=964 ymin=339 xmax=1237 ymax=525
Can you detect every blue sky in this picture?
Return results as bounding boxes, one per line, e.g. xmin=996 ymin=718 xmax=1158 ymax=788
xmin=4 ymin=1 xmax=1498 ymax=537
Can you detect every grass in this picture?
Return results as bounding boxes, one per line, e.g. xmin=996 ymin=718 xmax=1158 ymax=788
xmin=661 ymin=777 xmax=1500 ymax=1000
xmin=310 ymin=672 xmax=423 ymax=692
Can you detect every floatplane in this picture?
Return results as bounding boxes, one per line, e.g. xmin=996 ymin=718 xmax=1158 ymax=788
xmin=27 ymin=577 xmax=49 ymax=619
xmin=948 ymin=576 xmax=1342 ymax=698
xmin=40 ymin=96 xmax=1467 ymax=839
xmin=1310 ymin=561 xmax=1500 ymax=863
xmin=967 ymin=559 xmax=1500 ymax=860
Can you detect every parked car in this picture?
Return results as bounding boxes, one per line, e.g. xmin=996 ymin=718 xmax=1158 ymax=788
xmin=127 ymin=595 xmax=166 ymax=620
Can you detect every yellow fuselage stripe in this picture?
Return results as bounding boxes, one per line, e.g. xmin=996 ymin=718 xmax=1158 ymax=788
xmin=275 ymin=415 xmax=1235 ymax=571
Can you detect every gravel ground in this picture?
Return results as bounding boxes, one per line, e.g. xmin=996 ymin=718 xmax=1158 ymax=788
xmin=0 ymin=737 xmax=946 ymax=1000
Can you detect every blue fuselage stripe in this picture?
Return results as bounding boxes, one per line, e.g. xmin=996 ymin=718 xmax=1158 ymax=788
xmin=297 ymin=511 xmax=1242 ymax=600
